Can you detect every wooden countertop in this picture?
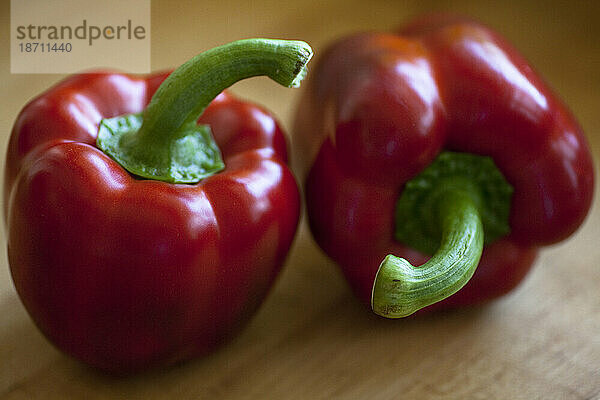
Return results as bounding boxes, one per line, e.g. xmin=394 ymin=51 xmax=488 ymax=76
xmin=1 ymin=1 xmax=599 ymax=398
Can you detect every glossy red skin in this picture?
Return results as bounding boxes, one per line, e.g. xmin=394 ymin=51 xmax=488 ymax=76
xmin=5 ymin=72 xmax=300 ymax=373
xmin=293 ymin=15 xmax=594 ymax=312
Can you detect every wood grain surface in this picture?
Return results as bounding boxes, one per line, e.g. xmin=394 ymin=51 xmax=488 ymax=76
xmin=1 ymin=1 xmax=599 ymax=399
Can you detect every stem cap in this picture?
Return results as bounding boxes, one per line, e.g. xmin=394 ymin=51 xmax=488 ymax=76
xmin=97 ymin=115 xmax=225 ymax=183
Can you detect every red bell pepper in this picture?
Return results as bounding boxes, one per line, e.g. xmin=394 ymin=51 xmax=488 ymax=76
xmin=5 ymin=39 xmax=312 ymax=373
xmin=293 ymin=15 xmax=594 ymax=318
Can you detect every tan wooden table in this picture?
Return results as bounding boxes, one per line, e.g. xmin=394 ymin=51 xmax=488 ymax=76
xmin=1 ymin=1 xmax=599 ymax=398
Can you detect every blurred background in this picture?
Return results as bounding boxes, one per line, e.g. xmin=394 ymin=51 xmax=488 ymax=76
xmin=1 ymin=1 xmax=599 ymax=398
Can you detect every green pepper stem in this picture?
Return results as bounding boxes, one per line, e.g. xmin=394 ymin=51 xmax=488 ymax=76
xmin=97 ymin=39 xmax=312 ymax=183
xmin=137 ymin=38 xmax=313 ymax=146
xmin=371 ymin=189 xmax=484 ymax=318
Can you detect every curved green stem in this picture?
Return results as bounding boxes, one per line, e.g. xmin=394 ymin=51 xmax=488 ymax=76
xmin=97 ymin=38 xmax=313 ymax=183
xmin=137 ymin=38 xmax=312 ymax=146
xmin=370 ymin=151 xmax=512 ymax=319
xmin=371 ymin=189 xmax=484 ymax=318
